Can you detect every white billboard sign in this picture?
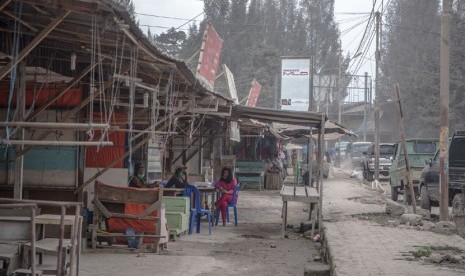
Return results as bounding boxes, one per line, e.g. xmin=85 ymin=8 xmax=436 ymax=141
xmin=280 ymin=58 xmax=310 ymax=111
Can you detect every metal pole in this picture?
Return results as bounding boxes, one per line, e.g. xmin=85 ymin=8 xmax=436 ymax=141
xmin=337 ymin=54 xmax=342 ymax=167
xmin=374 ymin=11 xmax=381 ymax=181
xmin=364 ymin=72 xmax=368 ymax=142
xmin=309 ymin=58 xmax=314 ymax=111
xmin=274 ymin=74 xmax=278 ymax=109
xmin=439 ymin=0 xmax=450 ymax=221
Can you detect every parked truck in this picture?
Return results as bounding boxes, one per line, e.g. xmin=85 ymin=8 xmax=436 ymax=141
xmin=420 ymin=130 xmax=465 ymax=214
xmin=389 ymin=138 xmax=439 ymax=203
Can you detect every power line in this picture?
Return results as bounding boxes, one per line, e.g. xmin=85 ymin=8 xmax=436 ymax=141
xmin=135 ymin=12 xmax=202 ymax=22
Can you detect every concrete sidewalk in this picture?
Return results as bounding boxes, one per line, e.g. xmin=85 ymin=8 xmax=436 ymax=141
xmin=323 ymin=168 xmax=465 ymax=276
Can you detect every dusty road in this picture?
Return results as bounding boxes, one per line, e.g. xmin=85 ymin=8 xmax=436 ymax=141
xmin=80 ymin=190 xmax=318 ymax=276
xmin=324 ymin=168 xmax=465 ymax=276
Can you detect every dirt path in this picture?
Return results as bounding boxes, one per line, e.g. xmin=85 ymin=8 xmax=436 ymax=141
xmin=80 ymin=190 xmax=317 ymax=276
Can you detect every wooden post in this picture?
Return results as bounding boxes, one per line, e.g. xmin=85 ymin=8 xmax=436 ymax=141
xmin=374 ymin=11 xmax=381 ymax=181
xmin=317 ymin=115 xmax=325 ymax=234
xmin=394 ymin=84 xmax=417 ymax=213
xmin=13 ymin=62 xmax=26 ymax=199
xmin=439 ymin=0 xmax=450 ymax=221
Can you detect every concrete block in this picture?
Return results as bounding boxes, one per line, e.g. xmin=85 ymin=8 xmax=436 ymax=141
xmin=304 ymin=263 xmax=330 ymax=276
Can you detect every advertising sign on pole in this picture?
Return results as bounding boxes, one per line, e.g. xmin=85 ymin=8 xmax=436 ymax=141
xmin=280 ymin=58 xmax=310 ymax=111
xmin=196 ymin=24 xmax=223 ymax=90
xmin=246 ymin=79 xmax=262 ymax=107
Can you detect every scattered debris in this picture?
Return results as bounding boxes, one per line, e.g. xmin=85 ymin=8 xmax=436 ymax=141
xmin=385 ymin=200 xmax=406 ymax=216
xmin=408 ymin=246 xmax=465 ymax=270
xmin=400 ymin=214 xmax=423 ymax=226
xmin=312 ymin=234 xmax=321 ymax=242
xmin=432 ymin=221 xmax=457 ymax=235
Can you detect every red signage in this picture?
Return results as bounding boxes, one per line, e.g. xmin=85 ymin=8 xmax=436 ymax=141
xmin=246 ymin=79 xmax=262 ymax=107
xmin=196 ymin=24 xmax=223 ymax=90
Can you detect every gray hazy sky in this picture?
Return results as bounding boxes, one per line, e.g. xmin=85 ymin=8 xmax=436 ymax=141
xmin=133 ymin=0 xmax=380 ymax=78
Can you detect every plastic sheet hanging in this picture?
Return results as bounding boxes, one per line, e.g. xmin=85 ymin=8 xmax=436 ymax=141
xmin=230 ymin=121 xmax=240 ymax=142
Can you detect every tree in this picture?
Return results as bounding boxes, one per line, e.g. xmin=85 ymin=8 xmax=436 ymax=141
xmin=381 ymin=0 xmax=440 ymax=137
xmin=153 ymin=28 xmax=187 ymax=58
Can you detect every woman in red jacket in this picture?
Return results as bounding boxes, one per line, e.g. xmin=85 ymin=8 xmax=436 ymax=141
xmin=214 ymin=167 xmax=237 ymax=226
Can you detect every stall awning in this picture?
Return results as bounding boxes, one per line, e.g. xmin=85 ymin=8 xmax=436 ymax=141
xmin=272 ymin=121 xmax=356 ymax=140
xmin=232 ymin=105 xmax=325 ymax=127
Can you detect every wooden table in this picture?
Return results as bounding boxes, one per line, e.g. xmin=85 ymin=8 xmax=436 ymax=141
xmin=280 ymin=185 xmax=320 ymax=238
xmin=23 ymin=214 xmax=82 ymax=276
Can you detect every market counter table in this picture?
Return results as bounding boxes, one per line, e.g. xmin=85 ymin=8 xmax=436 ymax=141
xmin=280 ymin=185 xmax=319 ymax=238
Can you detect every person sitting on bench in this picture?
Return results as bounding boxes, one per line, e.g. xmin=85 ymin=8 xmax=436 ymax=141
xmin=166 ymin=164 xmax=189 ymax=188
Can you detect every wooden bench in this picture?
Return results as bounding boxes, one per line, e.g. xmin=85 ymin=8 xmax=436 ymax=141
xmin=235 ymin=161 xmax=265 ymax=190
xmin=92 ymin=181 xmax=164 ymax=253
xmin=164 ymin=196 xmax=190 ymax=239
xmin=280 ymin=185 xmax=320 ymax=238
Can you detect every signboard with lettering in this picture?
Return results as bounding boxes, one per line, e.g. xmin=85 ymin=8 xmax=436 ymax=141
xmin=196 ymin=24 xmax=223 ymax=90
xmin=280 ymin=58 xmax=310 ymax=111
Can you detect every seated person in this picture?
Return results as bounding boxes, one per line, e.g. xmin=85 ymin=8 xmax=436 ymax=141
xmin=165 ymin=164 xmax=188 ymax=188
xmin=128 ymin=162 xmax=149 ymax=188
xmin=214 ymin=167 xmax=237 ymax=226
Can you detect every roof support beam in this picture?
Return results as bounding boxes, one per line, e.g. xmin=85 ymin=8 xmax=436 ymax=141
xmin=0 ymin=0 xmax=11 ymax=12
xmin=25 ymin=57 xmax=105 ymax=122
xmin=16 ymin=64 xmax=131 ymax=158
xmin=74 ymin=106 xmax=190 ymax=194
xmin=0 ymin=9 xmax=71 ymax=82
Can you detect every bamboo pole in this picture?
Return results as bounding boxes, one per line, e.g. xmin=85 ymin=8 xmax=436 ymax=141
xmin=0 ymin=122 xmax=111 ymax=130
xmin=1 ymin=140 xmax=113 ymax=147
xmin=394 ymin=84 xmax=417 ymax=213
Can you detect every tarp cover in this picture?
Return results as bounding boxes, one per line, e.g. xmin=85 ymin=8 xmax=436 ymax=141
xmin=85 ymin=113 xmax=126 ymax=168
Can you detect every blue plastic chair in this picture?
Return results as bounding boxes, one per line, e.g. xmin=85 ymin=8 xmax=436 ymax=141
xmin=184 ymin=184 xmax=212 ymax=235
xmin=215 ymin=182 xmax=240 ymax=226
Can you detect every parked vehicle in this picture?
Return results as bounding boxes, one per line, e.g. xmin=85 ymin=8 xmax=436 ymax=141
xmin=335 ymin=141 xmax=349 ymax=159
xmin=362 ymin=143 xmax=396 ymax=181
xmin=420 ymin=131 xmax=465 ymax=214
xmin=389 ymin=138 xmax=439 ymax=202
xmin=347 ymin=142 xmax=372 ymax=169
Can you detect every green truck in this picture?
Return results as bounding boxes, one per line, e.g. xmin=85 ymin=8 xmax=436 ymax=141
xmin=389 ymin=138 xmax=439 ymax=202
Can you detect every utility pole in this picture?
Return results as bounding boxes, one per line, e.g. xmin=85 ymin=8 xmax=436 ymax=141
xmin=439 ymin=0 xmax=451 ymax=221
xmin=337 ymin=53 xmax=342 ymax=167
xmin=364 ymin=72 xmax=368 ymax=142
xmin=374 ymin=11 xmax=381 ymax=181
xmin=274 ymin=74 xmax=278 ymax=109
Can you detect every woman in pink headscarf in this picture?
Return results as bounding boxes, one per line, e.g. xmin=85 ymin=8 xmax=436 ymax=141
xmin=214 ymin=167 xmax=237 ymax=226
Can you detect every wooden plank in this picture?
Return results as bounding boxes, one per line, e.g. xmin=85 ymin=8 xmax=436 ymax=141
xmin=305 ymin=187 xmax=319 ymax=197
xmin=108 ymin=213 xmax=160 ymax=221
xmin=294 ymin=187 xmax=307 ymax=197
xmin=282 ymin=195 xmax=319 ymax=204
xmin=280 ymin=185 xmax=295 ymax=196
xmin=35 ymin=214 xmax=78 ymax=226
xmin=0 ymin=216 xmax=30 ymax=221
